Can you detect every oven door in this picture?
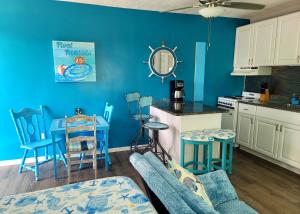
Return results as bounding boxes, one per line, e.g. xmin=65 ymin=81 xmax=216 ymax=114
xmin=220 ymin=108 xmax=236 ymax=131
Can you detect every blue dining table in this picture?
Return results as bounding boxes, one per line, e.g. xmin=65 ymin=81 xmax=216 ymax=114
xmin=50 ymin=116 xmax=110 ymax=178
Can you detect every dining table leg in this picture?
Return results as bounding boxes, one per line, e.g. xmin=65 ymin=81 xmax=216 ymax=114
xmin=52 ymin=134 xmax=57 ymax=178
xmin=104 ymin=129 xmax=109 ymax=171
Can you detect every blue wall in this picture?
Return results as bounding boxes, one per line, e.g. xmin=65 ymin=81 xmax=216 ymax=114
xmin=0 ymin=0 xmax=248 ymax=160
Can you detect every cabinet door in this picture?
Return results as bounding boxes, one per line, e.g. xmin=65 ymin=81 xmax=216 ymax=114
xmin=252 ymin=19 xmax=277 ymax=66
xmin=234 ymin=25 xmax=253 ymax=67
xmin=253 ymin=117 xmax=279 ymax=158
xmin=274 ymin=12 xmax=300 ymax=65
xmin=236 ymin=113 xmax=254 ymax=148
xmin=277 ymin=123 xmax=300 ymax=168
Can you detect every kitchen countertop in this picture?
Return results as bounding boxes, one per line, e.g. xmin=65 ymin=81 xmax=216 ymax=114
xmin=151 ymin=100 xmax=227 ymax=116
xmin=239 ymin=99 xmax=300 ymax=113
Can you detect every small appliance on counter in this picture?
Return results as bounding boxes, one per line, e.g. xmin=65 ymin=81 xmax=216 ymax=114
xmin=170 ymin=80 xmax=185 ymax=102
xmin=259 ymin=82 xmax=270 ymax=102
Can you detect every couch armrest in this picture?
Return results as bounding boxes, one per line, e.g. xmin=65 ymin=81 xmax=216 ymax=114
xmin=198 ymin=170 xmax=238 ymax=207
xmin=130 ymin=153 xmax=196 ymax=214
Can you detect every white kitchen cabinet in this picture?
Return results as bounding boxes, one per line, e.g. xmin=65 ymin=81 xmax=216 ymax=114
xmin=253 ymin=117 xmax=279 ymax=158
xmin=277 ymin=123 xmax=300 ymax=169
xmin=234 ymin=19 xmax=277 ymax=68
xmin=274 ymin=12 xmax=300 ymax=65
xmin=234 ymin=25 xmax=253 ymax=67
xmin=252 ymin=19 xmax=277 ymax=66
xmin=236 ymin=113 xmax=255 ymax=149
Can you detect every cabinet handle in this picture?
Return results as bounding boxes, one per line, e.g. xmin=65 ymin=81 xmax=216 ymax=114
xmin=276 ymin=124 xmax=279 ymax=131
xmin=228 ymin=113 xmax=233 ymax=116
xmin=298 ymin=56 xmax=300 ymax=63
xmin=248 ymin=58 xmax=251 ymax=65
xmin=280 ymin=125 xmax=283 ymax=132
xmin=243 ymin=109 xmax=249 ymax=111
xmin=251 ymin=118 xmax=253 ymax=124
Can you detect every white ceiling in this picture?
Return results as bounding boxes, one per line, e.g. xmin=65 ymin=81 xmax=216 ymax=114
xmin=61 ymin=0 xmax=300 ymax=22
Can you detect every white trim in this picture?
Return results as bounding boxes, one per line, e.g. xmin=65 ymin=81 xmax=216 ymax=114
xmin=0 ymin=146 xmax=132 ymax=167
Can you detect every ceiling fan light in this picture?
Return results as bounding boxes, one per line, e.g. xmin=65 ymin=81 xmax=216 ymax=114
xmin=198 ymin=6 xmax=225 ymax=18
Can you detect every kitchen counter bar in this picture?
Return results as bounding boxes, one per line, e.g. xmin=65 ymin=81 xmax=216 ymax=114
xmin=239 ymin=100 xmax=300 ymax=113
xmin=152 ymin=100 xmax=227 ymax=116
xmin=150 ymin=100 xmax=224 ymax=163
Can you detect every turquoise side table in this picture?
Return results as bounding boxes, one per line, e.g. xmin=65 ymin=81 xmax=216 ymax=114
xmin=180 ymin=130 xmax=214 ymax=174
xmin=203 ymin=129 xmax=236 ymax=175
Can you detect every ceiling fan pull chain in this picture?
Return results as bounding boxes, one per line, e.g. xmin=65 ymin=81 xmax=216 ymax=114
xmin=207 ymin=18 xmax=212 ymax=49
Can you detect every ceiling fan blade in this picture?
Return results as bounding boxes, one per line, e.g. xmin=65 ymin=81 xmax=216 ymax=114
xmin=221 ymin=2 xmax=265 ymax=10
xmin=163 ymin=5 xmax=202 ymax=12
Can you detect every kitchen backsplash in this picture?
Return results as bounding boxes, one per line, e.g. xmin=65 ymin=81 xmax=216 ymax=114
xmin=245 ymin=67 xmax=300 ymax=97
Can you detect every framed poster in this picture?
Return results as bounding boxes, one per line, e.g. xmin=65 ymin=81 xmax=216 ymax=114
xmin=52 ymin=40 xmax=96 ymax=82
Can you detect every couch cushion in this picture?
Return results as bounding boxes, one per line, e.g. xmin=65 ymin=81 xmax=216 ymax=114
xmin=130 ymin=153 xmax=196 ymax=214
xmin=198 ymin=170 xmax=238 ymax=207
xmin=215 ymin=200 xmax=258 ymax=214
xmin=143 ymin=152 xmax=218 ymax=214
xmin=167 ymin=160 xmax=213 ymax=207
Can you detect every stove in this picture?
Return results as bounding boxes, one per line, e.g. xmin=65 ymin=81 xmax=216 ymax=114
xmin=217 ymin=92 xmax=260 ymax=145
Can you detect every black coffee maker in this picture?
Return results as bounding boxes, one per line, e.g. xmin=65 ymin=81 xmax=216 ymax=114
xmin=170 ymin=80 xmax=184 ymax=102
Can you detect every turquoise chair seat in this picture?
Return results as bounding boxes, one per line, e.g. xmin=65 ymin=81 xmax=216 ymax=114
xmin=200 ymin=129 xmax=236 ymax=140
xmin=20 ymin=139 xmax=58 ymax=150
xmin=144 ymin=122 xmax=169 ymax=130
xmin=181 ymin=130 xmax=215 ymax=142
xmin=133 ymin=114 xmax=152 ymax=120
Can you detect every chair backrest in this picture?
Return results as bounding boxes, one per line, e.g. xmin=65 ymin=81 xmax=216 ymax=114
xmin=65 ymin=114 xmax=96 ymax=152
xmin=103 ymin=102 xmax=114 ymax=124
xmin=10 ymin=106 xmax=47 ymax=146
xmin=139 ymin=96 xmax=153 ymax=109
xmin=125 ymin=92 xmax=140 ymax=116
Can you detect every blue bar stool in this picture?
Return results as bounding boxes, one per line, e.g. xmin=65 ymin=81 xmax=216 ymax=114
xmin=209 ymin=129 xmax=236 ymax=175
xmin=180 ymin=130 xmax=214 ymax=174
xmin=142 ymin=122 xmax=171 ymax=164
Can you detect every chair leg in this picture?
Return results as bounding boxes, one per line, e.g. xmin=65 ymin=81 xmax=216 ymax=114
xmin=19 ymin=149 xmax=28 ymax=173
xmin=94 ymin=150 xmax=98 ymax=180
xmin=104 ymin=131 xmax=109 ymax=171
xmin=221 ymin=141 xmax=227 ymax=172
xmin=207 ymin=143 xmax=213 ymax=172
xmin=67 ymin=158 xmax=71 ymax=184
xmin=228 ymin=142 xmax=234 ymax=175
xmin=45 ymin=147 xmax=48 ymax=160
xmin=193 ymin=144 xmax=199 ymax=170
xmin=34 ymin=149 xmax=39 ymax=181
xmin=56 ymin=143 xmax=67 ymax=166
xmin=180 ymin=139 xmax=185 ymax=167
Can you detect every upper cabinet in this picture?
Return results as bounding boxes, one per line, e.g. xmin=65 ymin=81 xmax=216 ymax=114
xmin=233 ymin=11 xmax=300 ymax=71
xmin=274 ymin=12 xmax=300 ymax=65
xmin=234 ymin=18 xmax=277 ymax=68
xmin=234 ymin=25 xmax=253 ymax=67
xmin=252 ymin=19 xmax=277 ymax=66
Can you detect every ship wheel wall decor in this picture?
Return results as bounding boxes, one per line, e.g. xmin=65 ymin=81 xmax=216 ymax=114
xmin=144 ymin=42 xmax=181 ymax=83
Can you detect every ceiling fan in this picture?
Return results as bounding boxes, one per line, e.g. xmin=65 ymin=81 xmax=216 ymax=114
xmin=164 ymin=0 xmax=266 ymax=18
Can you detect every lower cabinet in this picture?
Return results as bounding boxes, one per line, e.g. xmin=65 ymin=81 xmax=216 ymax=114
xmin=253 ymin=117 xmax=279 ymax=158
xmin=236 ymin=113 xmax=255 ymax=149
xmin=277 ymin=123 xmax=300 ymax=169
xmin=237 ymin=106 xmax=300 ymax=171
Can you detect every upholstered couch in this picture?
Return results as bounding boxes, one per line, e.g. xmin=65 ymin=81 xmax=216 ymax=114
xmin=130 ymin=152 xmax=258 ymax=214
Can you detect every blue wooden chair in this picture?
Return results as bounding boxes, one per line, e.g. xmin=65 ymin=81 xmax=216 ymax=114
xmin=80 ymin=102 xmax=114 ymax=171
xmin=10 ymin=106 xmax=66 ymax=181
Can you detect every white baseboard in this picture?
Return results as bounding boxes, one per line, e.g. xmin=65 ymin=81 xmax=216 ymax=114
xmin=0 ymin=146 xmax=131 ymax=167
